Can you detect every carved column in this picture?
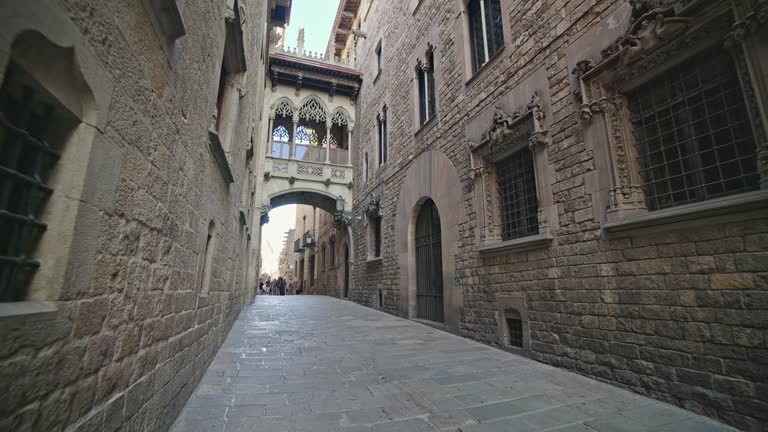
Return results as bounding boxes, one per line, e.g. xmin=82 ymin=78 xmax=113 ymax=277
xmin=325 ymin=119 xmax=332 ymax=164
xmin=267 ymin=114 xmax=274 ymax=157
xmin=347 ymin=126 xmax=354 ymax=166
xmin=597 ymin=95 xmax=647 ymax=220
xmin=291 ymin=113 xmax=299 ymax=160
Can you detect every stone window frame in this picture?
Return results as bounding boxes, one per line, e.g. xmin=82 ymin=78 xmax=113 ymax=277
xmin=416 ymin=45 xmax=437 ymax=127
xmin=469 ymin=89 xmax=556 ymax=254
xmin=0 ymin=3 xmax=116 ymax=320
xmin=374 ymin=39 xmax=383 ymax=81
xmin=199 ymin=220 xmax=216 ymax=295
xmin=574 ymin=0 xmax=768 ymax=233
xmin=208 ymin=0 xmax=248 ymax=184
xmin=455 ymin=0 xmax=514 ymax=84
xmin=496 ymin=295 xmax=531 ymax=354
xmin=410 ymin=26 xmax=442 ymax=135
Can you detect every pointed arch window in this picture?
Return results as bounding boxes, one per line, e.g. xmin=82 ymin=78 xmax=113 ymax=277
xmin=418 ymin=49 xmax=437 ymax=125
xmin=377 ymin=106 xmax=388 ymax=166
xmin=272 ymin=125 xmax=290 ymax=142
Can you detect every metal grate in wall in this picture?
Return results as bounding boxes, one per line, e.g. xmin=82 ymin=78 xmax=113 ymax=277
xmin=0 ymin=66 xmax=61 ymax=302
xmin=507 ymin=318 xmax=523 ymax=348
xmin=495 ymin=150 xmax=539 ymax=241
xmin=628 ymin=47 xmax=759 ymax=211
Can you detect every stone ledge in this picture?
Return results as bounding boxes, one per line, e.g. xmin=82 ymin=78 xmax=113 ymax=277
xmin=479 ymin=233 xmax=553 ymax=255
xmin=366 ymin=256 xmax=383 ymax=264
xmin=208 ymin=130 xmax=234 ymax=184
xmin=603 ymin=190 xmax=768 ymax=234
xmin=0 ymin=301 xmax=57 ymax=319
xmin=148 ymin=0 xmax=186 ymax=41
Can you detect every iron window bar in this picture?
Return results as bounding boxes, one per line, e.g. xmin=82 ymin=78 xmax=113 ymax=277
xmin=0 ymin=89 xmax=60 ymax=301
xmin=507 ymin=318 xmax=523 ymax=347
xmin=628 ymin=47 xmax=759 ymax=211
xmin=495 ymin=149 xmax=539 ymax=241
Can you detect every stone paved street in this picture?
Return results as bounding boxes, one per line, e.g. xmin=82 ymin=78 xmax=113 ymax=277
xmin=171 ymin=297 xmax=737 ymax=432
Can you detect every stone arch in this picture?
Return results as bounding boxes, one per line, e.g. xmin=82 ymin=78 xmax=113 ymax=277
xmin=267 ymin=189 xmax=339 ymax=214
xmin=395 ymin=150 xmax=463 ymax=332
xmin=330 ymin=106 xmax=352 ymax=127
xmin=270 ymin=96 xmax=295 ymax=118
xmin=297 ymin=94 xmax=329 ymax=122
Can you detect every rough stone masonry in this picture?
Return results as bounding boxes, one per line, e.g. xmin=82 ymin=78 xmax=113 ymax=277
xmin=0 ymin=0 xmax=275 ymax=430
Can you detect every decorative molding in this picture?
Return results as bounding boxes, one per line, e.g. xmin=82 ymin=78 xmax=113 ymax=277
xmin=272 ymin=161 xmax=289 ymax=173
xmin=478 ymin=233 xmax=553 ymax=255
xmin=469 ymin=92 xmax=550 ymax=161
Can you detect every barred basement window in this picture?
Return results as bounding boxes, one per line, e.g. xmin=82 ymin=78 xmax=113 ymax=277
xmin=496 ymin=150 xmax=539 ymax=241
xmin=628 ymin=48 xmax=759 ymax=211
xmin=506 ymin=317 xmax=523 ymax=347
xmin=468 ymin=0 xmax=504 ymax=73
xmin=418 ymin=50 xmax=436 ymax=125
xmin=0 ymin=63 xmax=67 ymax=302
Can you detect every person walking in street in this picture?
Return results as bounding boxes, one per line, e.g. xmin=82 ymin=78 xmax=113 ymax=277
xmin=277 ymin=276 xmax=286 ymax=296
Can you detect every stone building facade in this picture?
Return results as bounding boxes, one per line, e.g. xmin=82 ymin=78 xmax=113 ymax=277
xmin=0 ymin=0 xmax=286 ymax=430
xmin=292 ymin=204 xmax=348 ymax=297
xmin=336 ymin=0 xmax=768 ymax=429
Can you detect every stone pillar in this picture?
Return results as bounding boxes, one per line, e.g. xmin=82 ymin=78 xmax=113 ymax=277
xmin=347 ymin=126 xmax=353 ymax=166
xmin=291 ymin=114 xmax=299 ymax=159
xmin=267 ymin=115 xmax=274 ymax=157
xmin=325 ymin=120 xmax=332 ymax=164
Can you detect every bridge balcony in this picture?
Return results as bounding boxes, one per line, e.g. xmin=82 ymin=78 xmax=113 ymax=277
xmin=265 ymin=146 xmax=352 ymax=187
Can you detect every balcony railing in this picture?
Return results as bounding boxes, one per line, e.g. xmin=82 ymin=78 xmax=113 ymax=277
xmin=329 ymin=148 xmax=348 ymax=165
xmin=294 ymin=238 xmax=304 ymax=252
xmin=294 ymin=144 xmax=325 ymax=163
xmin=271 ymin=141 xmax=290 ymax=159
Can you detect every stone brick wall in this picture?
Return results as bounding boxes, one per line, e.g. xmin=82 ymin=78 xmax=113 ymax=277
xmin=348 ymin=0 xmax=768 ymax=430
xmin=0 ymin=0 xmax=269 ymax=430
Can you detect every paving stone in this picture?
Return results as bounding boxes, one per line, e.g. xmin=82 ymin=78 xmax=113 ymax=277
xmin=169 ymin=297 xmax=737 ymax=432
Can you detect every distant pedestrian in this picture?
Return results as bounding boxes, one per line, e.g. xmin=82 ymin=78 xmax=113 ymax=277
xmin=277 ymin=277 xmax=286 ymax=296
xmin=286 ymin=279 xmax=295 ymax=295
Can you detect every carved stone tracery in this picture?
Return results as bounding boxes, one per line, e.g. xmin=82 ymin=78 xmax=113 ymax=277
xmin=574 ymin=0 xmax=768 ymax=218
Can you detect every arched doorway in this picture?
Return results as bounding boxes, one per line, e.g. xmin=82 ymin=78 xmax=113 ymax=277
xmin=415 ymin=199 xmax=443 ymax=322
xmin=343 ymin=244 xmax=350 ymax=298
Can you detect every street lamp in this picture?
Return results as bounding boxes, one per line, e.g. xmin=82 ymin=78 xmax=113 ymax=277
xmin=334 ymin=195 xmax=352 ymax=228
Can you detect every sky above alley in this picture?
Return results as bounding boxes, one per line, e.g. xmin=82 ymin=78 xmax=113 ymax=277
xmin=283 ymin=0 xmax=341 ymax=54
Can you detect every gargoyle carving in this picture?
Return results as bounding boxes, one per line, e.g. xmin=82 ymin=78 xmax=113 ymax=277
xmin=366 ymin=193 xmax=381 ymax=218
xmin=597 ymin=0 xmax=691 ymax=65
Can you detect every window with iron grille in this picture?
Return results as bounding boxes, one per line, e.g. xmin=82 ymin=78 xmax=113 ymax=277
xmin=375 ymin=41 xmax=382 ymax=75
xmin=329 ymin=240 xmax=335 ymax=267
xmin=373 ymin=216 xmax=382 ymax=257
xmin=418 ymin=51 xmax=437 ymax=125
xmin=507 ymin=318 xmax=523 ymax=348
xmin=495 ymin=150 xmax=539 ymax=241
xmin=627 ymin=47 xmax=759 ymax=211
xmin=0 ymin=63 xmax=67 ymax=302
xmin=468 ymin=0 xmax=505 ymax=73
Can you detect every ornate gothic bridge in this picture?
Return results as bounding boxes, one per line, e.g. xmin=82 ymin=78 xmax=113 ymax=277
xmin=257 ymin=51 xmax=360 ymax=221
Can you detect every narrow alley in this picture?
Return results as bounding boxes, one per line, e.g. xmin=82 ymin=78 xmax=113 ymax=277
xmin=171 ymin=297 xmax=735 ymax=432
